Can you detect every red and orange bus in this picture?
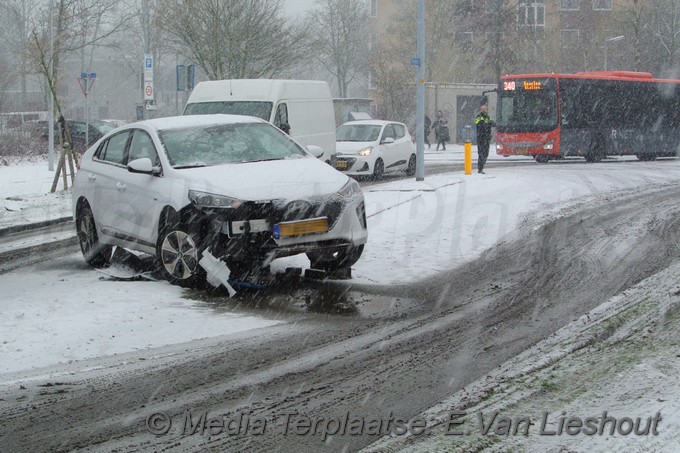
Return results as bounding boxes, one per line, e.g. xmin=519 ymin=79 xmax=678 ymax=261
xmin=495 ymin=71 xmax=680 ymax=163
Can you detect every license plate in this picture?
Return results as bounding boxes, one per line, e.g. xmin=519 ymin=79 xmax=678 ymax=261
xmin=274 ymin=217 xmax=329 ymax=238
xmin=515 ymin=148 xmax=529 ymax=155
xmin=335 ymin=161 xmax=348 ymax=169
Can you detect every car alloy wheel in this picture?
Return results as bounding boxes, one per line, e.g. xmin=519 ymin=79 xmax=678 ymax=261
xmin=76 ymin=204 xmax=112 ymax=267
xmin=160 ymin=230 xmax=200 ymax=280
xmin=373 ymin=159 xmax=384 ymax=179
xmin=406 ymin=154 xmax=416 ymax=176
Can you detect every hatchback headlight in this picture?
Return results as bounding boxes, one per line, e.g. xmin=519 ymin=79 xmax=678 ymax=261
xmin=188 ymin=190 xmax=242 ymax=209
xmin=358 ymin=147 xmax=373 ymax=157
xmin=338 ymin=178 xmax=362 ymax=199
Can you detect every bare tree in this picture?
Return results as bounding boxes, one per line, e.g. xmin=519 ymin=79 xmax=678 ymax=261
xmin=29 ymin=0 xmax=131 ymax=191
xmin=0 ymin=0 xmax=40 ymax=110
xmin=369 ymin=46 xmax=414 ymax=124
xmin=0 ymin=55 xmax=14 ymax=114
xmin=157 ymin=0 xmax=310 ymax=80
xmin=646 ymin=0 xmax=680 ymax=76
xmin=305 ymin=0 xmax=369 ymax=97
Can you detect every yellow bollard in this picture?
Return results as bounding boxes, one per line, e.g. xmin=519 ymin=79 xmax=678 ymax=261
xmin=464 ymin=142 xmax=472 ymax=175
xmin=462 ymin=125 xmax=473 ymax=175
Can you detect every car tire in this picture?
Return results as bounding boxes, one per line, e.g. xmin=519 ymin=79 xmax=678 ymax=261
xmin=406 ymin=154 xmax=417 ymax=176
xmin=307 ymin=244 xmax=364 ymax=272
xmin=373 ymin=159 xmax=384 ymax=179
xmin=156 ymin=215 xmax=207 ymax=288
xmin=76 ymin=203 xmax=112 ymax=267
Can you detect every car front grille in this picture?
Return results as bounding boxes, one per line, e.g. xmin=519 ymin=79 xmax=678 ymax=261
xmin=209 ymin=197 xmax=346 ymax=231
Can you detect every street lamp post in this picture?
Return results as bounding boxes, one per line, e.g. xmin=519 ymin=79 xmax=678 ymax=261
xmin=604 ymin=35 xmax=624 ymax=71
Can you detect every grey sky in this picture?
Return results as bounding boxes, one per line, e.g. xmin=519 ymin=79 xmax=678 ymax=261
xmin=283 ymin=0 xmax=315 ymax=18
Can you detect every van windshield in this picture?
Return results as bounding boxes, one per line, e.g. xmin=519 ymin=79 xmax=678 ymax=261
xmin=183 ymin=101 xmax=273 ymax=121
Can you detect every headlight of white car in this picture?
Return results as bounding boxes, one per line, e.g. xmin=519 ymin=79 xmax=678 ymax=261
xmin=338 ymin=178 xmax=362 ymax=199
xmin=188 ymin=190 xmax=243 ymax=209
xmin=358 ymin=147 xmax=373 ymax=157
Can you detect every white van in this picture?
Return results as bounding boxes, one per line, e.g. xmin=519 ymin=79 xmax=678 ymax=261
xmin=183 ymin=79 xmax=336 ymax=162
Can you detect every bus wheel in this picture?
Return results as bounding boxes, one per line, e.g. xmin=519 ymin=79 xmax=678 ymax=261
xmin=586 ymin=136 xmax=606 ymax=163
xmin=534 ymin=155 xmax=550 ymax=163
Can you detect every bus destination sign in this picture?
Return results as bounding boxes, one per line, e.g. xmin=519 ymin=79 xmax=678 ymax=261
xmin=503 ymin=80 xmax=543 ymax=91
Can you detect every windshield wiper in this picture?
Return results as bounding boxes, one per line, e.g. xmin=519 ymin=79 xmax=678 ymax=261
xmin=239 ymin=157 xmax=284 ymax=163
xmin=174 ymin=162 xmax=207 ymax=169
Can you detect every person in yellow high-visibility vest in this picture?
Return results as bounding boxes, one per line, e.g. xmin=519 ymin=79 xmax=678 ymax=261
xmin=475 ymin=104 xmax=496 ymax=174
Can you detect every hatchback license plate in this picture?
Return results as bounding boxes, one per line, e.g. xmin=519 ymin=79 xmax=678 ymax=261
xmin=335 ymin=161 xmax=348 ymax=169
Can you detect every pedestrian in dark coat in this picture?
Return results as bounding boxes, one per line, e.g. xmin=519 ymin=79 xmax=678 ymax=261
xmin=475 ymin=104 xmax=495 ymax=174
xmin=432 ymin=110 xmax=449 ymax=151
xmin=424 ymin=114 xmax=431 ymax=148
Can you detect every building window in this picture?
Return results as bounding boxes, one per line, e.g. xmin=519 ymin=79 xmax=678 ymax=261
xmin=486 ymin=0 xmax=502 ymax=13
xmin=561 ymin=0 xmax=579 ymax=10
xmin=370 ymin=0 xmax=377 ymax=17
xmin=485 ymin=31 xmax=505 ymax=42
xmin=560 ymin=29 xmax=579 ymax=47
xmin=455 ymin=31 xmax=473 ymax=45
xmin=592 ymin=0 xmax=612 ymax=10
xmin=518 ymin=1 xmax=545 ymax=27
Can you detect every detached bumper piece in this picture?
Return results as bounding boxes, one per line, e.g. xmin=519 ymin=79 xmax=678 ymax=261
xmin=273 ymin=217 xmax=329 ymax=239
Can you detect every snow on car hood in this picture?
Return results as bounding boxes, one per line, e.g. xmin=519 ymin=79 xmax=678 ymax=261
xmin=178 ymin=156 xmax=349 ymax=201
xmin=336 ymin=141 xmax=375 ymax=155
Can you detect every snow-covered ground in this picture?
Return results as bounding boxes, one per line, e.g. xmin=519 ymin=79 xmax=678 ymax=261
xmin=1 ymin=147 xmax=679 ymax=451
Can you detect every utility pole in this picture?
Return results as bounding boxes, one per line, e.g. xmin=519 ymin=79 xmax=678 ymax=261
xmin=415 ymin=0 xmax=425 ymax=181
xmin=48 ymin=0 xmax=54 ymax=171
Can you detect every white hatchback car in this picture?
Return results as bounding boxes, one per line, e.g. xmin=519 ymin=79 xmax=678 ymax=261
xmin=72 ymin=115 xmax=367 ymax=287
xmin=334 ymin=120 xmax=417 ymax=178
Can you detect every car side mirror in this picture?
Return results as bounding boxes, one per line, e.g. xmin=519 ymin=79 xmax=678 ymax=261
xmin=127 ymin=157 xmax=158 ymax=175
xmin=382 ymin=137 xmax=395 ymax=145
xmin=306 ymin=145 xmax=325 ymax=159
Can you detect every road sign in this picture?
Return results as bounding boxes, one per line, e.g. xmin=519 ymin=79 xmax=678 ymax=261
xmin=144 ymin=81 xmax=154 ymax=100
xmin=176 ymin=64 xmax=197 ymax=91
xmin=410 ymin=57 xmax=421 ymax=67
xmin=144 ymin=54 xmax=153 ymax=82
xmin=77 ymin=74 xmax=96 ymax=96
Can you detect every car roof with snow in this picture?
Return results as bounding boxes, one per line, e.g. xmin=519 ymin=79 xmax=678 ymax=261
xmin=127 ymin=114 xmax=267 ymax=132
xmin=340 ymin=119 xmax=401 ymax=127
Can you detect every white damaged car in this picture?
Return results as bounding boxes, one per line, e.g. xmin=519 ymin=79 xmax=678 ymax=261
xmin=72 ymin=114 xmax=367 ymax=287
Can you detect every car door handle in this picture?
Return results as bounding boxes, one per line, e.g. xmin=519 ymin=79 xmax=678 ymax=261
xmin=116 ymin=182 xmax=127 ymax=191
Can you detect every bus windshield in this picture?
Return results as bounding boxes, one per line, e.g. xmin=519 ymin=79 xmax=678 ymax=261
xmin=496 ymin=78 xmax=558 ymax=133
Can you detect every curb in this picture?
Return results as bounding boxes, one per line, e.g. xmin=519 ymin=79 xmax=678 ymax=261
xmin=0 ymin=216 xmax=73 ymax=237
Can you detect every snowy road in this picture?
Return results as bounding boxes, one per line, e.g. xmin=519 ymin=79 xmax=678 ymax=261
xmin=2 ymin=168 xmax=680 ymax=451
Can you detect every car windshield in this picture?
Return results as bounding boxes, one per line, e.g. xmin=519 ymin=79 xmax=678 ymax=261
xmin=183 ymin=101 xmax=273 ymax=121
xmin=336 ymin=124 xmax=382 ymax=142
xmin=159 ymin=122 xmax=307 ymax=168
